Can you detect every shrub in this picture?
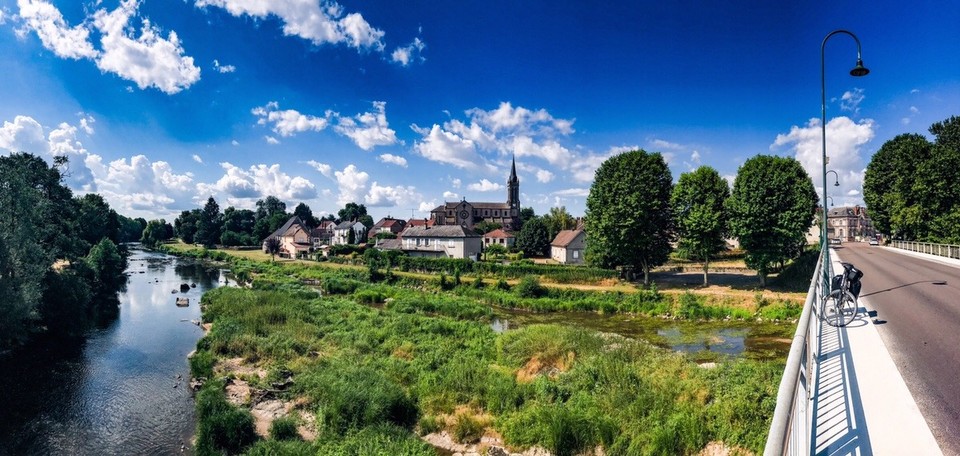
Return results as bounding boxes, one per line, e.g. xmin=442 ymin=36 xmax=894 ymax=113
xmin=514 ymin=276 xmax=547 ymax=298
xmin=270 ymin=416 xmax=301 ymax=441
xmin=189 ymin=349 xmax=215 ymax=379
xmin=195 ymin=385 xmax=258 ymax=456
xmin=417 ymin=415 xmax=443 ymax=436
xmin=452 ymin=413 xmax=484 ymax=444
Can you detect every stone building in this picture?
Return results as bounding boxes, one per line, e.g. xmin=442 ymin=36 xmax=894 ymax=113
xmin=827 ymin=206 xmax=875 ymax=242
xmin=430 ymin=157 xmax=521 ymax=231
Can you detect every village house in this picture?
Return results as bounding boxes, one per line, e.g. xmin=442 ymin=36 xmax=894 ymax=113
xmin=827 ymin=206 xmax=875 ymax=242
xmin=332 ymin=220 xmax=367 ymax=245
xmin=310 ymin=219 xmax=336 ymax=248
xmin=483 ymin=228 xmax=515 ymax=248
xmin=551 ymin=229 xmax=586 ymax=264
xmin=368 ymin=217 xmax=407 ymax=242
xmin=262 ymin=216 xmax=312 ymax=258
xmin=381 ymin=225 xmax=482 ymax=260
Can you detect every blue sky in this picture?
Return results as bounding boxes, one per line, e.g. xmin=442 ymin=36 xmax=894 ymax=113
xmin=2 ymin=0 xmax=959 ymax=222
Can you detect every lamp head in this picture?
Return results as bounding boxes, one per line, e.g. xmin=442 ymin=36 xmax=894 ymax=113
xmin=834 ymin=181 xmax=840 ymax=187
xmin=850 ymin=59 xmax=870 ymax=77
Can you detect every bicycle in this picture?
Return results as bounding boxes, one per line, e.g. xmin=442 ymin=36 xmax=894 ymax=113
xmin=820 ymin=262 xmax=863 ymax=327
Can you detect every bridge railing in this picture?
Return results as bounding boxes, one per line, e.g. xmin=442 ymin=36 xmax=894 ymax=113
xmin=890 ymin=240 xmax=960 ymax=259
xmin=764 ymin=248 xmax=825 ymax=456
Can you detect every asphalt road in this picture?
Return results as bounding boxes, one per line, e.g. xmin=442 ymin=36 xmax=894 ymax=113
xmin=834 ymin=243 xmax=960 ymax=455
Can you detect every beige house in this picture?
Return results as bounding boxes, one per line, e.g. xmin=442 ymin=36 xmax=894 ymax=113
xmin=392 ymin=225 xmax=482 ymax=259
xmin=262 ymin=216 xmax=312 ymax=258
xmin=483 ymin=228 xmax=515 ymax=248
xmin=551 ymin=229 xmax=586 ymax=264
xmin=310 ymin=220 xmax=336 ymax=248
xmin=827 ymin=206 xmax=875 ymax=242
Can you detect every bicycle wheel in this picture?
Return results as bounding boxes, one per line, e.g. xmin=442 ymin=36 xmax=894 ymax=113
xmin=821 ymin=290 xmax=859 ymax=327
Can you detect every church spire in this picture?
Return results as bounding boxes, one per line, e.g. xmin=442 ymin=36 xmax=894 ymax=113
xmin=506 ymin=154 xmax=520 ymax=211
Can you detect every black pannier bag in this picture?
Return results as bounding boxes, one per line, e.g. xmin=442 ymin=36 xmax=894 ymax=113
xmin=831 ymin=274 xmax=844 ymax=293
xmin=846 ymin=265 xmax=863 ymax=299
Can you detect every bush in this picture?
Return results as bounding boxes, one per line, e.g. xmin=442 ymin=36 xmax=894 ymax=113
xmin=189 ymin=349 xmax=215 ymax=379
xmin=514 ymin=275 xmax=546 ymax=298
xmin=195 ymin=385 xmax=258 ymax=456
xmin=270 ymin=416 xmax=301 ymax=441
xmin=452 ymin=413 xmax=484 ymax=444
xmin=417 ymin=415 xmax=442 ymax=436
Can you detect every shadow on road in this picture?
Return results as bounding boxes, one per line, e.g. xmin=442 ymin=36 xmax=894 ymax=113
xmin=859 ymin=280 xmax=944 ymax=299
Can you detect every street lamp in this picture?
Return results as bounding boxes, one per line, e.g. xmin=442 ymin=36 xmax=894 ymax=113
xmin=825 ymin=196 xmax=835 ymax=206
xmin=821 ymin=30 xmax=869 ymax=294
xmin=826 ymin=169 xmax=840 ymax=187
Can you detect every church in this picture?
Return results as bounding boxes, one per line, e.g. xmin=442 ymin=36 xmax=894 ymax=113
xmin=430 ymin=157 xmax=521 ymax=231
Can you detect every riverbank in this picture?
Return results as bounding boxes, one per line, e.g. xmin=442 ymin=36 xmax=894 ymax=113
xmin=180 ymin=248 xmax=796 ymax=455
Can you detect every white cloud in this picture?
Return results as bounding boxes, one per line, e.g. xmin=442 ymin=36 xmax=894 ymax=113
xmin=901 ymin=117 xmax=911 ymax=126
xmin=231 ymin=139 xmax=239 ymax=146
xmin=1 ymin=115 xmax=97 ymax=191
xmin=411 ymin=123 xmax=482 ymax=169
xmin=78 ymin=114 xmax=95 ymax=134
xmin=910 ymin=106 xmax=919 ymax=114
xmin=391 ymin=37 xmax=425 ymax=66
xmin=910 ymin=88 xmax=920 ymax=94
xmin=772 ymin=116 xmax=875 ymax=205
xmin=306 ymin=160 xmax=333 ymax=177
xmin=252 ymin=101 xmax=331 ymax=137
xmin=198 ymin=162 xmax=317 ymax=203
xmin=467 ymin=179 xmax=503 ymax=192
xmin=508 ymin=136 xmax=574 ymax=166
xmin=649 ymin=138 xmax=684 ymax=151
xmin=92 ymin=0 xmax=200 ymax=94
xmin=213 ymin=59 xmax=235 ymax=73
xmin=378 ymin=153 xmax=407 ymax=167
xmin=364 ymin=182 xmax=421 ymax=208
xmin=86 ymin=154 xmax=196 ymax=215
xmin=334 ymin=101 xmax=398 ymax=150
xmin=418 ymin=200 xmax=437 ymax=213
xmin=0 ymin=115 xmax=47 ymax=154
xmin=552 ymin=188 xmax=589 ymax=197
xmin=195 ymin=0 xmax=384 ymax=51
xmin=443 ymin=191 xmax=459 ymax=199
xmin=264 ymin=135 xmax=279 ymax=145
xmin=334 ymin=164 xmax=369 ymax=206
xmin=451 ymin=178 xmax=461 ymax=188
xmin=192 ymin=154 xmax=203 ymax=164
xmin=467 ymin=101 xmax=574 ymax=136
xmin=691 ymin=151 xmax=701 ymax=164
xmin=16 ymin=0 xmax=98 ymax=59
xmin=533 ymin=169 xmax=554 ymax=183
xmin=840 ymin=88 xmax=865 ymax=114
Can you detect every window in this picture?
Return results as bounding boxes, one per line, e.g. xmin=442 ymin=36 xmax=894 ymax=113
xmin=484 ymin=210 xmax=489 ymax=216
xmin=573 ymin=250 xmax=579 ymax=259
xmin=448 ymin=239 xmax=455 ymax=247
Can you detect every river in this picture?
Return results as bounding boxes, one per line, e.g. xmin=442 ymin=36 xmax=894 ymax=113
xmin=0 ymin=248 xmax=233 ymax=456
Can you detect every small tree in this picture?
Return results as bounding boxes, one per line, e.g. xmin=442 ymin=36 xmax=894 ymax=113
xmin=264 ymin=237 xmax=281 ymax=261
xmin=484 ymin=243 xmax=508 ymax=260
xmin=515 ymin=217 xmax=550 ymax=257
xmin=671 ymin=166 xmax=730 ymax=285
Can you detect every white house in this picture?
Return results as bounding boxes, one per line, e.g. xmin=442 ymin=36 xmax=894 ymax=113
xmin=392 ymin=225 xmax=482 ymax=260
xmin=550 ymin=229 xmax=586 ymax=264
xmin=332 ymin=221 xmax=367 ymax=245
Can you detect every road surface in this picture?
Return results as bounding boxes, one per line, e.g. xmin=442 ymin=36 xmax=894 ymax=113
xmin=834 ymin=243 xmax=960 ymax=455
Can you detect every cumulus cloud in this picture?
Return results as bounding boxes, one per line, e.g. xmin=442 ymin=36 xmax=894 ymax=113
xmin=253 ymin=101 xmax=331 ymax=137
xmin=306 ymin=160 xmax=333 ymax=177
xmin=195 ymin=0 xmax=384 ymax=51
xmin=365 ymin=182 xmax=421 ymax=207
xmin=535 ymin=169 xmax=554 ymax=183
xmin=213 ymin=59 xmax=235 ymax=73
xmin=1 ymin=115 xmax=97 ymax=191
xmin=467 ymin=179 xmax=503 ymax=192
xmin=772 ymin=116 xmax=875 ymax=205
xmin=418 ymin=200 xmax=437 ymax=213
xmin=451 ymin=178 xmax=461 ymax=188
xmin=16 ymin=0 xmax=200 ymax=94
xmin=552 ymin=188 xmax=589 ymax=197
xmin=198 ymin=162 xmax=317 ymax=203
xmin=378 ymin=153 xmax=407 ymax=167
xmin=391 ymin=37 xmax=425 ymax=66
xmin=411 ymin=123 xmax=482 ymax=169
xmin=649 ymin=138 xmax=684 ymax=151
xmin=192 ymin=154 xmax=203 ymax=164
xmin=334 ymin=164 xmax=369 ymax=206
xmin=334 ymin=101 xmax=398 ymax=150
xmin=15 ymin=0 xmax=98 ymax=59
xmin=86 ymin=154 xmax=196 ymax=214
xmin=264 ymin=135 xmax=279 ymax=145
xmin=443 ymin=191 xmax=459 ymax=199
xmin=78 ymin=114 xmax=95 ymax=134
xmin=840 ymin=88 xmax=865 ymax=114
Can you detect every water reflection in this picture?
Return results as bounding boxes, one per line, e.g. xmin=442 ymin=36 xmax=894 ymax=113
xmin=0 ymin=248 xmax=233 ymax=455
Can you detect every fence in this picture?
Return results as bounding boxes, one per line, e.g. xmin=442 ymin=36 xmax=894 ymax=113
xmin=890 ymin=240 xmax=960 ymax=259
xmin=764 ymin=249 xmax=825 ymax=455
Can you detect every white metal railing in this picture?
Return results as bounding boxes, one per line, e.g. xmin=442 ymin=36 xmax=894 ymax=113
xmin=890 ymin=240 xmax=960 ymax=259
xmin=764 ymin=250 xmax=825 ymax=456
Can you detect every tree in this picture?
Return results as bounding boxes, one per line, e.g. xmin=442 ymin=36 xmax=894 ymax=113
xmin=515 ymin=216 xmax=550 ymax=257
xmin=264 ymin=237 xmax=281 ymax=261
xmin=338 ymin=202 xmax=368 ymax=223
xmin=727 ymin=155 xmax=817 ymax=285
xmin=76 ymin=193 xmax=120 ymax=247
xmin=585 ymin=149 xmax=674 ymax=285
xmin=195 ymin=197 xmax=222 ymax=247
xmin=671 ymin=166 xmax=730 ymax=285
xmin=175 ymin=209 xmax=201 ymax=244
xmin=142 ymin=219 xmax=173 ymax=248
xmin=542 ymin=206 xmax=576 ymax=241
xmin=222 ymin=207 xmax=257 ymax=246
xmin=474 ymin=220 xmax=503 ymax=235
xmin=255 ymin=196 xmax=287 ymax=220
xmin=863 ymin=133 xmax=931 ymax=239
xmin=293 ymin=202 xmax=320 ymax=227
xmin=86 ymin=238 xmax=127 ymax=299
xmin=519 ymin=207 xmax=536 ymax=227
xmin=484 ymin=243 xmax=508 ymax=260
xmin=347 ymin=225 xmax=357 ymax=245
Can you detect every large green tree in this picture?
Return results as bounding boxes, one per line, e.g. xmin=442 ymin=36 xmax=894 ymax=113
xmin=293 ymin=202 xmax=320 ymax=227
xmin=727 ymin=155 xmax=817 ymax=285
xmin=671 ymin=166 xmax=730 ymax=285
xmin=542 ymin=206 xmax=576 ymax=241
xmin=76 ymin=193 xmax=120 ymax=248
xmin=195 ymin=197 xmax=223 ymax=247
xmin=141 ymin=219 xmax=174 ymax=248
xmin=175 ymin=209 xmax=201 ymax=244
xmin=515 ymin=216 xmax=550 ymax=257
xmin=863 ymin=133 xmax=932 ymax=239
xmin=585 ymin=149 xmax=674 ymax=284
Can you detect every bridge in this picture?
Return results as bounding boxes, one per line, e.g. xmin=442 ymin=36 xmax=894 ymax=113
xmin=765 ymin=242 xmax=960 ymax=455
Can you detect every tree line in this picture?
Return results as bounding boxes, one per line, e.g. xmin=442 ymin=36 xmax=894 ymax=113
xmin=586 ymin=150 xmax=818 ymax=286
xmin=864 ymin=115 xmax=960 ymax=243
xmin=1 ymin=153 xmax=133 ymax=350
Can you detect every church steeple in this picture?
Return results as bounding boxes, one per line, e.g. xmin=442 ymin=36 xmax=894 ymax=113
xmin=506 ymin=155 xmax=520 ymax=211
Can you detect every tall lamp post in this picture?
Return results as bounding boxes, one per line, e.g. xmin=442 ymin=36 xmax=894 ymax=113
xmin=821 ymin=30 xmax=868 ymax=294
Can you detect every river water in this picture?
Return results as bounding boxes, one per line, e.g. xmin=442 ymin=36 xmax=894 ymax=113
xmin=0 ymin=248 xmax=232 ymax=456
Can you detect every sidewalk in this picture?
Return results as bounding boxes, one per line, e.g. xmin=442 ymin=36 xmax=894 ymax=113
xmin=810 ymin=250 xmax=942 ymax=455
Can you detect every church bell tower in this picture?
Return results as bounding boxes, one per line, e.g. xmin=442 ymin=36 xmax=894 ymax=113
xmin=506 ymin=155 xmax=520 ymax=214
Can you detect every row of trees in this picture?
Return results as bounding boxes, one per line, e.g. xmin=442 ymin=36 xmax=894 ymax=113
xmin=586 ymin=150 xmax=817 ymax=285
xmin=864 ymin=115 xmax=960 ymax=243
xmin=1 ymin=153 xmax=130 ymax=350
